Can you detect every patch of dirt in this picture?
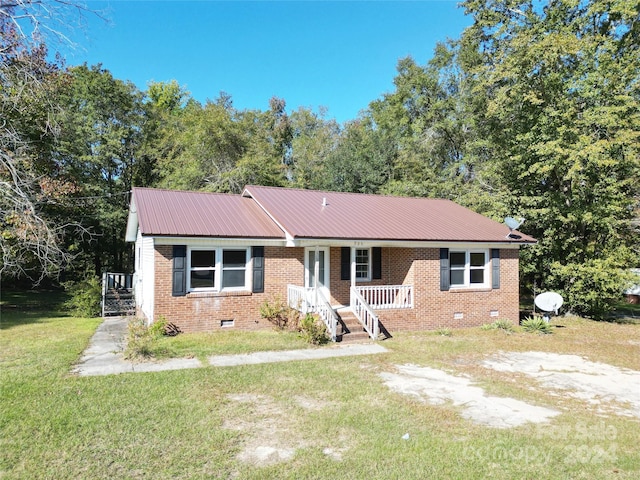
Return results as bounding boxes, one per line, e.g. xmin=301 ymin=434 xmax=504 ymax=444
xmin=294 ymin=395 xmax=334 ymax=411
xmin=381 ymin=351 xmax=640 ymax=429
xmin=224 ymin=393 xmax=307 ymax=465
xmin=380 ymin=364 xmax=560 ymax=429
xmin=224 ymin=392 xmax=344 ymax=466
xmin=482 ymin=351 xmax=640 ymax=419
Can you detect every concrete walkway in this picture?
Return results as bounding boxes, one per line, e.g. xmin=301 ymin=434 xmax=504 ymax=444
xmin=73 ymin=317 xmax=388 ymax=377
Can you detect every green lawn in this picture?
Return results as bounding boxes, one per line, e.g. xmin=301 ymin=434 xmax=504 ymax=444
xmin=1 ymin=294 xmax=639 ymax=479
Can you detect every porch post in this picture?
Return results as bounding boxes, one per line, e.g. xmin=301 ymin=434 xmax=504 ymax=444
xmin=314 ymin=245 xmax=320 ymax=307
xmin=350 ymin=246 xmax=356 ymax=307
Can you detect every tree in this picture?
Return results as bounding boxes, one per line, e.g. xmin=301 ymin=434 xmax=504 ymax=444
xmin=461 ymin=0 xmax=640 ymax=317
xmin=288 ymin=106 xmax=340 ymax=189
xmin=55 ymin=64 xmax=145 ymax=274
xmin=0 ymin=0 xmax=102 ymax=282
xmin=369 ymin=54 xmax=474 ymax=199
xmin=154 ymin=97 xmax=248 ymax=192
xmin=321 ymin=119 xmax=395 ymax=194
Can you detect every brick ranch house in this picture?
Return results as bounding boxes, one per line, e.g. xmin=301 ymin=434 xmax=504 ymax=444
xmin=125 ymin=185 xmax=535 ymax=341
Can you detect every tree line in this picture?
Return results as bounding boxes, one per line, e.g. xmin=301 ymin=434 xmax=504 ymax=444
xmin=1 ymin=0 xmax=638 ymax=318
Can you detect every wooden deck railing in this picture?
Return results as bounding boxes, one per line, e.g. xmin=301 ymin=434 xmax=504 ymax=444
xmin=355 ymin=285 xmax=413 ymax=309
xmin=102 ymin=272 xmax=135 ymax=317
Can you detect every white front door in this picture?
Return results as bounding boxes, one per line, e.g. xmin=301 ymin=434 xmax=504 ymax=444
xmin=305 ymin=247 xmax=330 ymax=302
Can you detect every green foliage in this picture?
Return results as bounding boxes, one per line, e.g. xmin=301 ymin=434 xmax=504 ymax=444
xmin=289 ymin=107 xmax=341 ymax=189
xmin=456 ymin=0 xmax=640 ymax=317
xmin=298 ymin=313 xmax=329 ymax=345
xmin=320 ymin=120 xmax=395 ymax=194
xmin=148 ymin=315 xmax=169 ymax=338
xmin=521 ymin=316 xmax=553 ymax=335
xmin=260 ymin=296 xmax=299 ymax=331
xmin=62 ymin=275 xmax=102 ymax=317
xmin=480 ymin=320 xmax=515 ymax=333
xmin=434 ymin=328 xmax=452 ymax=337
xmin=124 ymin=318 xmax=160 ymax=359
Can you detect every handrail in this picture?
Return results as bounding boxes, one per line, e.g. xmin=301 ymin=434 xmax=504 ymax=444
xmin=103 ymin=272 xmax=134 ymax=291
xmin=315 ymin=289 xmax=339 ymax=342
xmin=287 ymin=284 xmax=338 ymax=341
xmin=355 ymin=285 xmax=413 ymax=309
xmin=350 ymin=286 xmax=379 ymax=340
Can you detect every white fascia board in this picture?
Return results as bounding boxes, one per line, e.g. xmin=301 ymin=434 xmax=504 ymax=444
xmin=152 ymin=236 xmax=287 ymax=247
xmin=242 ymin=187 xmax=295 ymax=242
xmin=289 ymin=238 xmax=523 ymax=250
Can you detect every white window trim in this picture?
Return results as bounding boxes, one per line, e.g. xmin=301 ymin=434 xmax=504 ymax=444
xmin=449 ymin=249 xmax=490 ymax=289
xmin=355 ymin=247 xmax=371 ymax=282
xmin=187 ymin=247 xmax=250 ymax=293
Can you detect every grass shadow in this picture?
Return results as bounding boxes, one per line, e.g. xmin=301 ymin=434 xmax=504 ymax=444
xmin=0 ymin=289 xmax=70 ymax=329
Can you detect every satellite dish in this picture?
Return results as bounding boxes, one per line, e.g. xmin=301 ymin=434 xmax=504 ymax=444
xmin=534 ymin=291 xmax=564 ymax=322
xmin=504 ymin=217 xmax=525 ymax=238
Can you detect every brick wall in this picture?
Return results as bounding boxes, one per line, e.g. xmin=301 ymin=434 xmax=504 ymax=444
xmin=380 ymin=247 xmax=520 ymax=332
xmin=329 ymin=247 xmax=415 ymax=305
xmin=153 ymin=245 xmax=304 ymax=332
xmin=151 ymin=244 xmax=519 ymax=334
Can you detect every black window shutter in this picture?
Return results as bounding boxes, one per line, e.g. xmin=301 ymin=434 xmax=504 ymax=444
xmin=341 ymin=247 xmax=351 ymax=281
xmin=172 ymin=245 xmax=187 ymax=296
xmin=372 ymin=247 xmax=382 ymax=280
xmin=440 ymin=248 xmax=450 ymax=291
xmin=252 ymin=246 xmax=264 ymax=293
xmin=491 ymin=248 xmax=500 ymax=289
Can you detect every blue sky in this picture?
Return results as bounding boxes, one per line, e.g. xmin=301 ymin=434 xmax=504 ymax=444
xmin=60 ymin=1 xmax=472 ymax=123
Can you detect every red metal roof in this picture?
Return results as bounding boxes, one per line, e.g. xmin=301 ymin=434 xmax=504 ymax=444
xmin=243 ymin=185 xmax=536 ymax=244
xmin=131 ymin=187 xmax=285 ymax=238
xmin=130 ymin=186 xmax=535 ymax=244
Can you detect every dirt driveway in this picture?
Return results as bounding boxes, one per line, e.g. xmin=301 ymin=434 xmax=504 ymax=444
xmin=381 ymin=351 xmax=640 ymax=429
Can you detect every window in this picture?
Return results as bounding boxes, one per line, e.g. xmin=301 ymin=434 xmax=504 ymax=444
xmin=188 ymin=247 xmax=249 ymax=292
xmin=355 ymin=248 xmax=370 ymax=281
xmin=449 ymin=250 xmax=489 ymax=288
xmin=222 ymin=249 xmax=247 ymax=288
xmin=190 ymin=250 xmax=216 ymax=289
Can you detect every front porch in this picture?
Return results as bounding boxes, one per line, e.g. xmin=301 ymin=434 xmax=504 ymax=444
xmin=287 ymin=284 xmax=413 ymax=342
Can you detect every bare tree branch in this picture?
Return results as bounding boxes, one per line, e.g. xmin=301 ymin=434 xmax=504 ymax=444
xmin=1 ymin=0 xmax=103 ymax=282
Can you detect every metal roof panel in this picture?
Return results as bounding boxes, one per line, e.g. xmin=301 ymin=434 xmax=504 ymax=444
xmin=132 ymin=187 xmax=286 ymax=238
xmin=243 ymin=185 xmax=536 ymax=244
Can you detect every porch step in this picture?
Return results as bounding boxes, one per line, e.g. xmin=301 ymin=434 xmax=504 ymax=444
xmin=103 ymin=289 xmax=135 ymax=317
xmin=336 ymin=313 xmax=372 ymax=343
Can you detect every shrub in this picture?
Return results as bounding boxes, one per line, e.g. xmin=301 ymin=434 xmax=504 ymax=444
xmin=480 ymin=320 xmax=514 ymax=333
xmin=148 ymin=316 xmax=168 ymax=338
xmin=521 ymin=316 xmax=553 ymax=334
xmin=260 ymin=296 xmax=299 ymax=331
xmin=124 ymin=318 xmax=156 ymax=359
xmin=63 ymin=275 xmax=102 ymax=317
xmin=549 ymin=259 xmax=635 ymax=320
xmin=299 ymin=313 xmax=329 ymax=345
xmin=435 ymin=328 xmax=452 ymax=336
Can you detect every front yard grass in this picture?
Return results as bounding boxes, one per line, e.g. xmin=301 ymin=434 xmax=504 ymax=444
xmin=1 ymin=293 xmax=639 ymax=479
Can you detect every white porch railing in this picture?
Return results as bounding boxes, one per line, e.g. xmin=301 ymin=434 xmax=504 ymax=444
xmin=356 ymin=285 xmax=413 ymax=309
xmin=350 ymin=286 xmax=380 ymax=340
xmin=287 ymin=284 xmax=313 ymax=313
xmin=287 ymin=285 xmax=338 ymax=341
